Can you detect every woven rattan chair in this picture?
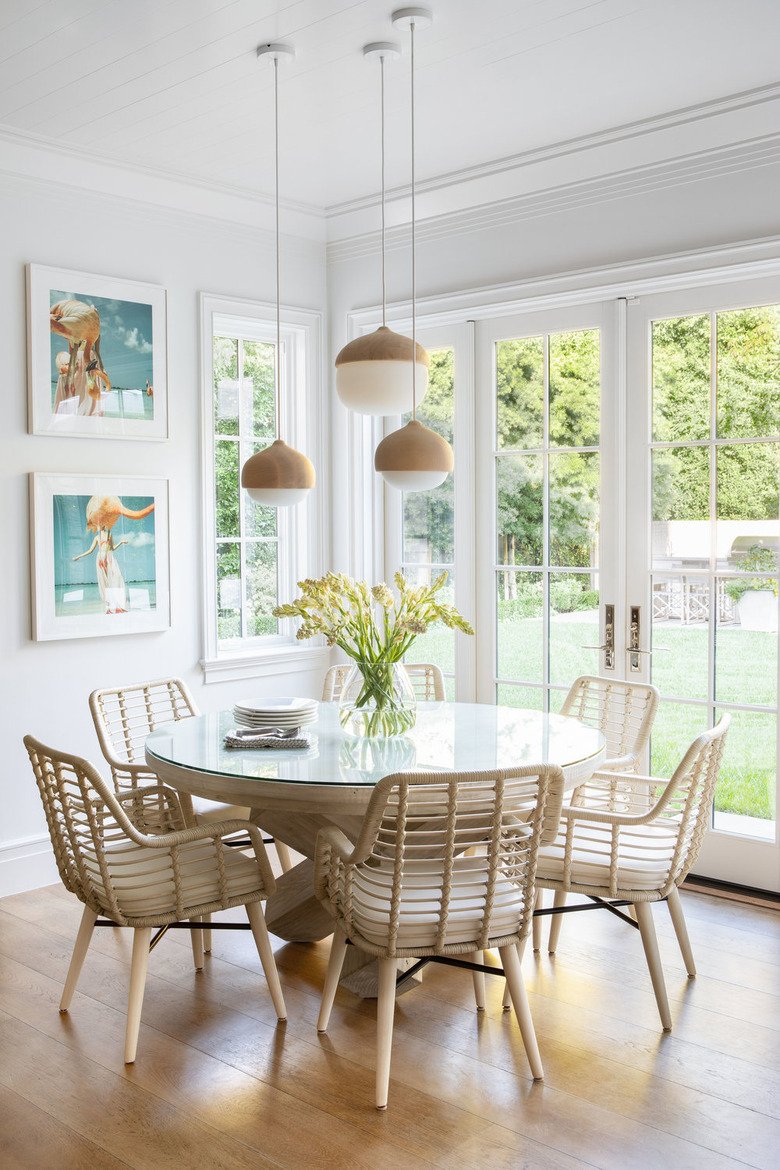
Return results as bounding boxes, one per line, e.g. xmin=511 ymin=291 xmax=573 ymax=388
xmin=314 ymin=763 xmax=565 ymax=1109
xmin=560 ymin=675 xmax=660 ymax=776
xmin=89 ymin=677 xmax=291 ymax=873
xmin=534 ymin=715 xmax=730 ymax=1031
xmin=24 ymin=735 xmax=286 ymax=1064
xmin=531 ymin=675 xmax=660 ymax=950
xmin=321 ymin=662 xmax=446 ymax=703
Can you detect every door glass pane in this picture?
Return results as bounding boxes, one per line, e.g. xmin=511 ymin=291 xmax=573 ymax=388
xmin=496 ymin=336 xmax=544 ymax=450
xmin=717 ymin=442 xmax=780 ymax=523
xmin=549 ymin=451 xmax=599 ymax=567
xmin=497 ymin=454 xmax=543 ymax=565
xmin=404 ymin=563 xmax=456 ymax=677
xmin=652 ymin=314 xmax=709 ymax=442
xmin=717 ymin=305 xmax=780 ymax=440
xmin=715 ymin=596 xmax=777 ymax=708
xmin=549 ymin=328 xmax=599 ymax=447
xmin=549 ymin=572 xmax=599 ymax=686
xmin=401 ymin=347 xmax=455 ymax=686
xmin=650 ymin=574 xmax=709 ymax=700
xmin=713 ymin=708 xmax=775 ymax=839
xmin=650 ymin=701 xmax=709 ymax=779
xmin=496 ymin=570 xmax=542 ymax=683
xmin=497 ymin=683 xmax=545 ymax=711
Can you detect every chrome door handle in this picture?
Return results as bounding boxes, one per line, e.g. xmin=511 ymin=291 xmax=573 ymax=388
xmin=582 ymin=603 xmax=614 ymax=669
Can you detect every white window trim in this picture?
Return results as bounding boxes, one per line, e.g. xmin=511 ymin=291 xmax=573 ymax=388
xmin=199 ymin=292 xmax=326 ymax=682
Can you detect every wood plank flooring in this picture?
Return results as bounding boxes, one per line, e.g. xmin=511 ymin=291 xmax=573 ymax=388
xmin=1 ymin=880 xmax=778 ymax=1169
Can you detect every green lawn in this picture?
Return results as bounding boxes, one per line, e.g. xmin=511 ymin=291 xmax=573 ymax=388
xmin=414 ymin=616 xmax=777 ymax=821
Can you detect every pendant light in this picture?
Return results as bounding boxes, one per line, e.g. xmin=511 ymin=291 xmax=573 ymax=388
xmin=374 ymin=7 xmax=453 ymax=491
xmin=334 ymin=42 xmax=429 ymax=415
xmin=241 ymin=43 xmax=314 ymax=507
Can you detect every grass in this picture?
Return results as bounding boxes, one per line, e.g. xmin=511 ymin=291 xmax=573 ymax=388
xmin=414 ymin=615 xmax=777 ymax=821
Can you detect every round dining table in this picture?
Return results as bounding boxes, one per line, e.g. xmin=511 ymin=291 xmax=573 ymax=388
xmin=146 ymin=701 xmax=606 ymax=945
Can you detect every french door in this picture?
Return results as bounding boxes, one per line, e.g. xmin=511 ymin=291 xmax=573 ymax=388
xmin=626 ymin=277 xmax=780 ymax=891
xmin=385 ymin=278 xmax=780 ymax=891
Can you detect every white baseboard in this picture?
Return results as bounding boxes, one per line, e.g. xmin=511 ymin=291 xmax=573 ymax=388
xmin=0 ymin=834 xmax=59 ymax=898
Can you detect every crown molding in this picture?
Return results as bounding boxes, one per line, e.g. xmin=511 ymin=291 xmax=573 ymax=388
xmin=0 ymin=123 xmax=326 ymax=242
xmin=327 ymin=132 xmax=780 ymax=263
xmin=326 ymin=80 xmax=780 ymax=219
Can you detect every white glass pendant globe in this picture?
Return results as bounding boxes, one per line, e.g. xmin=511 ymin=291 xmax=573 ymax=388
xmin=335 ymin=326 xmax=429 ymax=415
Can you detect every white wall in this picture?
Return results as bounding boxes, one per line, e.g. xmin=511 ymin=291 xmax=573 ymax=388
xmin=0 ymin=164 xmax=327 ymax=895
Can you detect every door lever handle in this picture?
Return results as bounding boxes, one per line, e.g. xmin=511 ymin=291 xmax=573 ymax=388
xmin=583 ymin=603 xmax=614 ymax=668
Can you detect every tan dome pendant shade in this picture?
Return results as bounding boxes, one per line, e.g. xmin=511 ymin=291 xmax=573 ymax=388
xmin=241 ymin=44 xmax=314 ymax=507
xmin=335 ymin=42 xmax=429 ymax=415
xmin=375 ymin=8 xmax=454 ymax=493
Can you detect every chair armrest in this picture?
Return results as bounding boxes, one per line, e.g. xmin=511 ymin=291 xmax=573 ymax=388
xmin=117 ymin=784 xmax=187 ymax=833
xmin=315 ymin=824 xmax=361 ymax=865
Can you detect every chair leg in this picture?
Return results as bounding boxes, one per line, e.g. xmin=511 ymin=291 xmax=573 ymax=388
xmin=532 ymin=889 xmax=543 ymax=952
xmin=202 ymin=913 xmax=212 ymax=954
xmin=471 ymin=951 xmax=486 ymax=1011
xmin=273 ymin=839 xmax=293 ymax=873
xmin=634 ymin=901 xmax=672 ymax=1031
xmin=500 ymin=943 xmax=543 ymax=1080
xmin=317 ymin=926 xmax=349 ymax=1033
xmin=59 ymin=905 xmax=97 ymax=1012
xmin=548 ymin=891 xmax=567 ymax=954
xmin=376 ymin=957 xmax=398 ymax=1110
xmin=125 ymin=926 xmax=152 ymax=1064
xmin=666 ymin=886 xmax=696 ymax=977
xmin=190 ymin=918 xmax=204 ymax=970
xmin=245 ymin=901 xmax=286 ymax=1021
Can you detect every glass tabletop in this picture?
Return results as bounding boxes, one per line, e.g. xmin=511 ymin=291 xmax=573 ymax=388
xmin=145 ymin=702 xmax=606 ymax=789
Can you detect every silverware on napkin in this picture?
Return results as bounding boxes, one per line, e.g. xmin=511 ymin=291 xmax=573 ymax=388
xmin=223 ymin=726 xmax=310 ymax=750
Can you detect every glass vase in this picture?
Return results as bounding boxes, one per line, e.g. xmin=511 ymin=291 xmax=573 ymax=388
xmin=338 ymin=661 xmax=417 ymax=738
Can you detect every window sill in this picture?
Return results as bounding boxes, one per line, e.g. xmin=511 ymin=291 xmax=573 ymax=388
xmin=199 ymin=643 xmax=330 ymax=684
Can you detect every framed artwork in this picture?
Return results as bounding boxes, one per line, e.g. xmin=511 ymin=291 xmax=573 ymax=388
xmin=31 ymin=473 xmax=170 ymax=641
xmin=27 ymin=264 xmax=168 ymax=439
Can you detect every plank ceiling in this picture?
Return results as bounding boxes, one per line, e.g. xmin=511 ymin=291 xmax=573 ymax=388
xmin=0 ymin=0 xmax=778 ymax=213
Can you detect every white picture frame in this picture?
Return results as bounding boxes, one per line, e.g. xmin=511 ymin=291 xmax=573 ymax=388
xmin=31 ymin=473 xmax=170 ymax=641
xmin=27 ymin=264 xmax=168 ymax=439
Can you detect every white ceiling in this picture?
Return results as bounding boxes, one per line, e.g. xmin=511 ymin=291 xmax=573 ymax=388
xmin=1 ymin=0 xmax=778 ymax=215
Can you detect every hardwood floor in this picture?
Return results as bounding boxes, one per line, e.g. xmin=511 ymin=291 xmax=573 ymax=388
xmin=1 ymin=880 xmax=778 ymax=1169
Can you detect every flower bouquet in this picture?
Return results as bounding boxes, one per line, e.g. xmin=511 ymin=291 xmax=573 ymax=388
xmin=273 ymin=571 xmax=473 ymax=736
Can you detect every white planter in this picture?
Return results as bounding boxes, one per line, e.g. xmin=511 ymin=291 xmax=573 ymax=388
xmin=736 ymin=590 xmax=778 ymax=632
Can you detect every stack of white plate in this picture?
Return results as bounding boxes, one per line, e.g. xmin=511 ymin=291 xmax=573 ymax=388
xmin=233 ymin=696 xmax=319 ymax=730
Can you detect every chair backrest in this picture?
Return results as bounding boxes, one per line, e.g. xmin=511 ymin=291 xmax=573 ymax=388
xmin=560 ymin=675 xmax=659 ymax=771
xmin=655 ymin=714 xmax=730 ymax=892
xmin=322 ymin=662 xmax=446 ymax=702
xmin=316 ymin=764 xmax=564 ymax=956
xmin=90 ymin=677 xmax=198 ymax=789
xmin=24 ymin=735 xmax=160 ymax=920
xmin=24 ymin=735 xmax=260 ymax=927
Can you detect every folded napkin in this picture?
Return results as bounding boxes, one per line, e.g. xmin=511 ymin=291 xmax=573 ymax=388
xmin=223 ymin=731 xmax=310 ymax=751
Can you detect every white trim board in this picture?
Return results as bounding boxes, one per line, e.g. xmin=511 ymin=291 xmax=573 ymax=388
xmin=0 ymin=834 xmax=59 ymax=899
xmin=342 ymin=236 xmax=780 ymax=335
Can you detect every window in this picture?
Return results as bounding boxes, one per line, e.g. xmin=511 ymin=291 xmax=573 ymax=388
xmin=200 ymin=295 xmax=323 ymax=680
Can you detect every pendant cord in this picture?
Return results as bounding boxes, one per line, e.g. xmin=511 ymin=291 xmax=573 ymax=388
xmin=274 ymin=53 xmax=281 ymax=435
xmin=380 ymin=54 xmax=387 ymax=329
xmin=410 ymin=19 xmax=417 ymax=420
